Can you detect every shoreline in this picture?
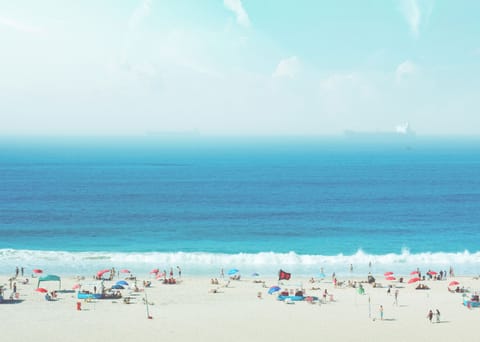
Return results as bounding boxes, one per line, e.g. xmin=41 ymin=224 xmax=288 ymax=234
xmin=1 ymin=272 xmax=479 ymax=341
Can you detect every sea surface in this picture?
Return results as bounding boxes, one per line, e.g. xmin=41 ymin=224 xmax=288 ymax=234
xmin=1 ymin=136 xmax=480 ymax=277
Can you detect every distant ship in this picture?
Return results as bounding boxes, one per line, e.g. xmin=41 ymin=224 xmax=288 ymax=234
xmin=344 ymin=123 xmax=416 ymax=140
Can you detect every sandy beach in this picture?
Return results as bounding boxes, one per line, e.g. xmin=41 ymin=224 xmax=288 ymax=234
xmin=1 ymin=271 xmax=479 ymax=342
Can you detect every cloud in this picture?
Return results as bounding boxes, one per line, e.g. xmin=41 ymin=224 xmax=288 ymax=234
xmin=272 ymin=56 xmax=301 ymax=78
xmin=129 ymin=0 xmax=152 ymax=30
xmin=399 ymin=0 xmax=434 ymax=38
xmin=395 ymin=60 xmax=417 ymax=82
xmin=224 ymin=0 xmax=250 ymax=28
xmin=0 ymin=16 xmax=43 ymax=35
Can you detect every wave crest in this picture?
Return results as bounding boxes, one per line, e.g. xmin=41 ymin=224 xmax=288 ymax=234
xmin=1 ymin=249 xmax=479 ymax=276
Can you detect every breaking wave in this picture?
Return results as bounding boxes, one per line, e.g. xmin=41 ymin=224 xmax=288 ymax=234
xmin=1 ymin=248 xmax=480 ymax=276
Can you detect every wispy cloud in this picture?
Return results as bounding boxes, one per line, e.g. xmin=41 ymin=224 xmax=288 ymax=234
xmin=396 ymin=60 xmax=417 ymax=82
xmin=129 ymin=0 xmax=152 ymax=30
xmin=0 ymin=16 xmax=43 ymax=35
xmin=273 ymin=56 xmax=300 ymax=78
xmin=399 ymin=0 xmax=434 ymax=38
xmin=120 ymin=0 xmax=153 ymax=71
xmin=224 ymin=0 xmax=250 ymax=28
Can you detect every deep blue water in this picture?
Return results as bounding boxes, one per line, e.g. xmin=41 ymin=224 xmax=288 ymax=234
xmin=1 ymin=136 xmax=480 ymax=275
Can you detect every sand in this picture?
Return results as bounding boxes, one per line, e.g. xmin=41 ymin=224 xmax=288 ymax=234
xmin=1 ymin=273 xmax=479 ymax=342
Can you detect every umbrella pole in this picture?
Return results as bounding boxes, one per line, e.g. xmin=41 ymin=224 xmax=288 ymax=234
xmin=144 ymin=289 xmax=152 ymax=319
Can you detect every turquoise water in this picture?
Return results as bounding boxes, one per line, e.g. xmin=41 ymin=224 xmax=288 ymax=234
xmin=1 ymin=136 xmax=480 ymax=276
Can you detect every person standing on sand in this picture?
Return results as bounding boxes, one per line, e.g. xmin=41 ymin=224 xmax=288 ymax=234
xmin=427 ymin=310 xmax=433 ymax=323
xmin=379 ymin=305 xmax=384 ymax=320
xmin=435 ymin=309 xmax=440 ymax=323
xmin=394 ymin=289 xmax=399 ymax=306
xmin=177 ymin=266 xmax=182 ymax=278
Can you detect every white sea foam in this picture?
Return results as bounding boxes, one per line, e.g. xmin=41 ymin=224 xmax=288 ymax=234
xmin=1 ymin=248 xmax=480 ymax=277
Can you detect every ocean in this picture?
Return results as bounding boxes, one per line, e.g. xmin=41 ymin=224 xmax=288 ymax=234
xmin=1 ymin=136 xmax=480 ymax=277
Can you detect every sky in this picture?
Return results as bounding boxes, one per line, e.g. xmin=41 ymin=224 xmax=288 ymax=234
xmin=1 ymin=0 xmax=479 ymax=136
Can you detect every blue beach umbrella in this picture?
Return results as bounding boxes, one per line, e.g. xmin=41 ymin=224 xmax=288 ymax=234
xmin=116 ymin=280 xmax=129 ymax=286
xmin=268 ymin=286 xmax=281 ymax=295
xmin=112 ymin=284 xmax=124 ymax=289
xmin=228 ymin=269 xmax=239 ymax=276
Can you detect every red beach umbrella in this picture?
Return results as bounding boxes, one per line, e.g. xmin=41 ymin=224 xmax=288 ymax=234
xmin=427 ymin=271 xmax=437 ymax=276
xmin=35 ymin=288 xmax=48 ymax=293
xmin=384 ymin=272 xmax=394 ymax=276
xmin=386 ymin=276 xmax=396 ymax=281
xmin=33 ymin=269 xmax=43 ymax=274
xmin=120 ymin=269 xmax=131 ymax=274
xmin=97 ymin=269 xmax=110 ymax=277
xmin=449 ymin=280 xmax=460 ymax=287
xmin=72 ymin=283 xmax=81 ymax=290
xmin=150 ymin=268 xmax=159 ymax=274
xmin=410 ymin=271 xmax=419 ymax=275
xmin=408 ymin=277 xmax=421 ymax=284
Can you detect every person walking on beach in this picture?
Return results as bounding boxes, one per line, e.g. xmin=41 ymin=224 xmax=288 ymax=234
xmin=379 ymin=305 xmax=384 ymax=320
xmin=394 ymin=289 xmax=399 ymax=306
xmin=427 ymin=310 xmax=433 ymax=323
xmin=350 ymin=264 xmax=353 ymax=273
xmin=21 ymin=267 xmax=24 ymax=277
xmin=435 ymin=309 xmax=441 ymax=323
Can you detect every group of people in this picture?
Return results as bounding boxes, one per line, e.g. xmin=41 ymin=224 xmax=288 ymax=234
xmin=427 ymin=309 xmax=441 ymax=323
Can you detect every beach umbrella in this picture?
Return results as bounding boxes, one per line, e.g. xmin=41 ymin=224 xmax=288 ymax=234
xmin=449 ymin=280 xmax=460 ymax=287
xmin=72 ymin=283 xmax=81 ymax=290
xmin=410 ymin=271 xmax=419 ymax=275
xmin=35 ymin=287 xmax=48 ymax=293
xmin=116 ymin=280 xmax=129 ymax=286
xmin=33 ymin=269 xmax=43 ymax=274
xmin=408 ymin=277 xmax=421 ymax=284
xmin=427 ymin=271 xmax=437 ymax=276
xmin=384 ymin=272 xmax=394 ymax=276
xmin=386 ymin=276 xmax=396 ymax=281
xmin=268 ymin=286 xmax=281 ymax=295
xmin=120 ymin=269 xmax=131 ymax=274
xmin=228 ymin=269 xmax=239 ymax=276
xmin=112 ymin=284 xmax=124 ymax=290
xmin=150 ymin=268 xmax=159 ymax=274
xmin=97 ymin=269 xmax=110 ymax=277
